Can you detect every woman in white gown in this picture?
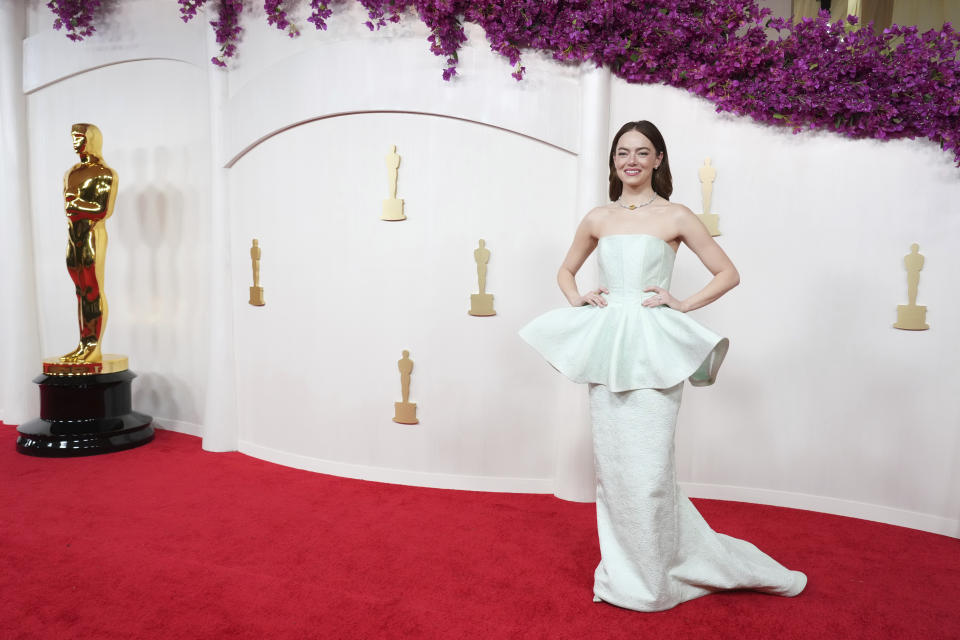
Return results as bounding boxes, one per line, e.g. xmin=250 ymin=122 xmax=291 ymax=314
xmin=519 ymin=121 xmax=806 ymax=612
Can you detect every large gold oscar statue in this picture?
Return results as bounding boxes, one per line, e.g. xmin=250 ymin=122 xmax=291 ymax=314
xmin=43 ymin=123 xmax=127 ymax=375
xmin=17 ymin=124 xmax=152 ymax=457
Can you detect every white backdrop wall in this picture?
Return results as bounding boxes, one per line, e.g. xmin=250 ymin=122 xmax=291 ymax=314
xmin=230 ymin=113 xmax=577 ymax=488
xmin=3 ymin=0 xmax=957 ymax=537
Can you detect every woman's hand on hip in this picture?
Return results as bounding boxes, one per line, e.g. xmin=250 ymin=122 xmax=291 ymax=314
xmin=577 ymin=287 xmax=609 ymax=307
xmin=642 ymin=286 xmax=683 ymax=311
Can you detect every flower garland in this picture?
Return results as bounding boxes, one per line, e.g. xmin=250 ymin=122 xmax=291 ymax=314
xmin=46 ymin=0 xmax=101 ymax=41
xmin=46 ymin=1 xmax=960 ymax=163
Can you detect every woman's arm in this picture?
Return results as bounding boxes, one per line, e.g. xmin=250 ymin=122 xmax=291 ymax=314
xmin=557 ymin=210 xmax=608 ymax=307
xmin=644 ymin=206 xmax=739 ymax=312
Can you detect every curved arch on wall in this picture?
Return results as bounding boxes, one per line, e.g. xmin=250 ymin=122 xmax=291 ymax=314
xmin=222 ymin=39 xmax=581 ymax=167
xmin=22 ymin=8 xmax=206 ymax=93
xmin=225 ymin=109 xmax=577 ymax=169
xmin=23 ymin=56 xmax=202 ymax=94
xmin=23 ymin=31 xmax=209 ymax=94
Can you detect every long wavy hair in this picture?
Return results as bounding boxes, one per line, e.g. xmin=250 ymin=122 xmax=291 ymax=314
xmin=608 ymin=120 xmax=673 ymax=202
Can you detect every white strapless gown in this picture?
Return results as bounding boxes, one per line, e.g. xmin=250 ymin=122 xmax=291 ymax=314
xmin=520 ymin=234 xmax=805 ymax=611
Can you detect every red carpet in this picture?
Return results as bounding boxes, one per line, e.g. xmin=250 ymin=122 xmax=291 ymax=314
xmin=1 ymin=424 xmax=957 ymax=639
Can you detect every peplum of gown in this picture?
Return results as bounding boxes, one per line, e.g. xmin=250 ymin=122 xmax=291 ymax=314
xmin=519 ymin=234 xmax=805 ymax=612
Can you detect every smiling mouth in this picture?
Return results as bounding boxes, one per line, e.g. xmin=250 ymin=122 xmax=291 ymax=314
xmin=624 ymin=169 xmax=640 ymax=176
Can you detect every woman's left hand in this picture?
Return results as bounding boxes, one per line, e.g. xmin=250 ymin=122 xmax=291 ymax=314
xmin=642 ymin=286 xmax=684 ymax=311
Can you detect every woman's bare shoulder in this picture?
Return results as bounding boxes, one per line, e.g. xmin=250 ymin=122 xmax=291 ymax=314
xmin=660 ymin=200 xmax=694 ymax=216
xmin=584 ymin=204 xmax=618 ymax=223
xmin=578 ymin=205 xmax=615 ymax=231
xmin=659 ymin=201 xmax=698 ymax=227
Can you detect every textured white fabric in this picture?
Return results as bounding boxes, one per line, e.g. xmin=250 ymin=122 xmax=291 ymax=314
xmin=519 ymin=235 xmax=729 ymax=391
xmin=589 ymin=383 xmax=802 ymax=611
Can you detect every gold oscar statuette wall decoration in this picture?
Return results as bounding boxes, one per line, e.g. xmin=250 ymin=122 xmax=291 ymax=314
xmin=893 ymin=243 xmax=929 ymax=331
xmin=469 ymin=239 xmax=496 ymax=316
xmin=697 ymin=157 xmax=721 ymax=237
xmin=393 ymin=350 xmax=419 ymax=424
xmin=381 ymin=144 xmax=406 ymax=221
xmin=17 ymin=124 xmax=153 ymax=456
xmin=249 ymin=238 xmax=265 ymax=306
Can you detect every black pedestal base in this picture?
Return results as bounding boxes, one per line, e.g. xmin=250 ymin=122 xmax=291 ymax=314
xmin=17 ymin=370 xmax=154 ymax=457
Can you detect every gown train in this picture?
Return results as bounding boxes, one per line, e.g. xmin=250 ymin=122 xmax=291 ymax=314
xmin=589 ymin=383 xmax=805 ymax=611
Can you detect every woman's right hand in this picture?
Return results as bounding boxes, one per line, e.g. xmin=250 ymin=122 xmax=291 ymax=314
xmin=576 ymin=287 xmax=608 ymax=307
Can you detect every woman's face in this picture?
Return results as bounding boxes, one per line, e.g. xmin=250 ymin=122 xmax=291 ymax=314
xmin=613 ymin=130 xmax=661 ymax=189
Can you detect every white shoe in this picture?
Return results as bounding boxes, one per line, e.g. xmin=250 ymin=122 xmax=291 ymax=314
xmin=783 ymin=571 xmax=808 ymax=597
